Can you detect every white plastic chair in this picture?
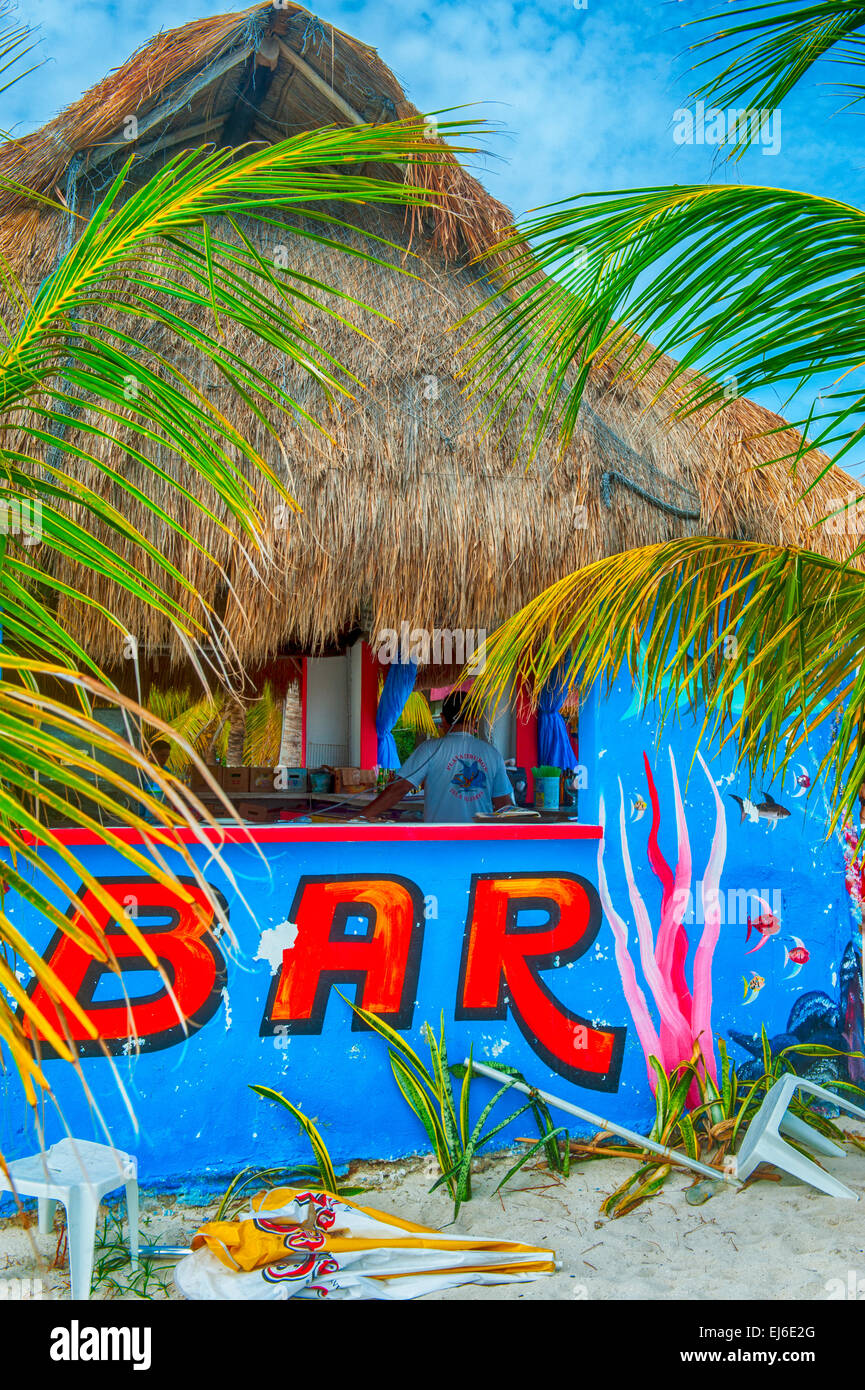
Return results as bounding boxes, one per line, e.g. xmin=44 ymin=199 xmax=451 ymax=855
xmin=0 ymin=1138 xmax=138 ymax=1298
xmin=735 ymin=1073 xmax=865 ymax=1199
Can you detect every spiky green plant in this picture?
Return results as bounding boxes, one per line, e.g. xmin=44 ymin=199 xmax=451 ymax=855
xmin=342 ymin=994 xmax=568 ymax=1216
xmin=242 ymin=1085 xmax=366 ymax=1214
xmin=569 ymin=1034 xmax=864 ymax=1218
xmin=247 ymin=1085 xmax=339 ymax=1193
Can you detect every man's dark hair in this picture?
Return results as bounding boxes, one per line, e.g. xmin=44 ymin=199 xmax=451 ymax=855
xmin=441 ymin=691 xmax=467 ymax=726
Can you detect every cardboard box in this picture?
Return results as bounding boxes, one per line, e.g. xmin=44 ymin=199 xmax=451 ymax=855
xmin=285 ymin=767 xmax=308 ymax=792
xmin=187 ymin=763 xmax=223 ymax=793
xmin=333 ymin=767 xmax=378 ymax=795
xmin=248 ymin=766 xmax=279 ymax=793
xmin=237 ymin=800 xmax=277 ymax=822
xmin=221 ymin=766 xmax=249 ymax=794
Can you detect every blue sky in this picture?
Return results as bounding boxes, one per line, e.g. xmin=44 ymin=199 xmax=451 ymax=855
xmin=9 ymin=0 xmax=865 ymax=469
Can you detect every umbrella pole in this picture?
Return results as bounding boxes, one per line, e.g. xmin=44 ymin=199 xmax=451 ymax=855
xmin=464 ymin=1059 xmax=738 ymax=1185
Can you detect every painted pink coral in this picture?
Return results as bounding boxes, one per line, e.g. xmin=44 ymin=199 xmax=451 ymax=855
xmin=597 ymin=748 xmax=724 ymax=1095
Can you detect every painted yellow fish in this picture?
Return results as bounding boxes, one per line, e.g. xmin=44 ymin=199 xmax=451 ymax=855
xmin=742 ymin=973 xmax=765 ymax=1006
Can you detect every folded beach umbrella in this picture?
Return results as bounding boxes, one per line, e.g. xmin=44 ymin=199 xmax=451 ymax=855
xmin=175 ymin=1187 xmax=556 ymax=1301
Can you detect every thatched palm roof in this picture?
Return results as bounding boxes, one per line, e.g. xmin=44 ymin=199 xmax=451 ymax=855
xmin=1 ymin=2 xmax=858 ymax=671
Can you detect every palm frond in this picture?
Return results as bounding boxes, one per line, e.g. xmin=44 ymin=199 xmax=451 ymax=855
xmin=465 ymin=182 xmax=865 ymax=474
xmin=687 ymin=0 xmax=865 ymax=146
xmin=146 ymin=688 xmax=225 ymax=773
xmin=0 ymin=2 xmax=44 ymax=111
xmin=243 ymin=681 xmax=283 ymax=767
xmin=145 ymin=682 xmax=286 ymax=770
xmin=394 ymin=690 xmax=438 ymax=738
xmin=466 ymin=539 xmax=865 ymax=832
xmin=0 ymin=112 xmax=484 ymax=1126
xmin=0 ymin=658 xmax=244 ymax=1101
xmin=3 ymin=121 xmax=482 ymax=665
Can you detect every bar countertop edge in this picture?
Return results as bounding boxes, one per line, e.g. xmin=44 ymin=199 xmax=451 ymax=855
xmin=1 ymin=822 xmax=604 ymax=848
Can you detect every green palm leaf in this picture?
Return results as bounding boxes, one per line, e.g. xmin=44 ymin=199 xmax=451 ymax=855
xmin=243 ymin=682 xmax=284 ymax=768
xmin=0 ymin=26 xmax=483 ymax=1133
xmin=466 ymin=538 xmax=865 ymax=829
xmin=395 ymin=691 xmax=438 ymax=738
xmin=459 ymin=6 xmax=865 ymax=834
xmin=462 ymin=3 xmax=865 ymax=477
xmin=0 ymin=0 xmax=43 ymax=111
xmin=465 ymin=181 xmax=865 ymax=474
xmin=688 ymin=1 xmax=865 ymax=139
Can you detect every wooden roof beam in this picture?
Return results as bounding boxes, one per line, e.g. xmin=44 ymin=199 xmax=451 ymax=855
xmin=274 ymin=38 xmax=364 ymax=126
xmin=84 ymin=42 xmax=254 ymax=171
xmin=220 ymin=50 xmax=278 ymax=148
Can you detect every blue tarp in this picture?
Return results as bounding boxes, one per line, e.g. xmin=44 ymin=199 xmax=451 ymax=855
xmin=376 ymin=661 xmax=418 ymax=768
xmin=537 ymin=662 xmax=577 ymax=770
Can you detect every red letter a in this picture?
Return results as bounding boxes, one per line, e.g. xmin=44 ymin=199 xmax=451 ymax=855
xmin=261 ymin=874 xmax=425 ymax=1035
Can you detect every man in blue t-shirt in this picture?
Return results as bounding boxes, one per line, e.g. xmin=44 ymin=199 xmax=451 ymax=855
xmin=362 ymin=692 xmax=514 ymax=824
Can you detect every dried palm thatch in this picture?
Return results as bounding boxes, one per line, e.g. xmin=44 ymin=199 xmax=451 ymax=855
xmin=1 ymin=1 xmax=858 ymax=673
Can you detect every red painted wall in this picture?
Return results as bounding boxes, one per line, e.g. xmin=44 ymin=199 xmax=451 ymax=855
xmin=300 ymin=657 xmax=307 ymax=767
xmin=515 ymin=683 xmax=539 ymax=803
xmin=359 ymin=642 xmax=379 ymax=769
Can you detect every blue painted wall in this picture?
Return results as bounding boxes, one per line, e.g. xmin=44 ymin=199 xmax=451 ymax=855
xmin=580 ymin=674 xmax=857 ymax=1092
xmin=2 ymin=830 xmax=633 ymax=1195
xmin=0 ymin=679 xmax=856 ymax=1199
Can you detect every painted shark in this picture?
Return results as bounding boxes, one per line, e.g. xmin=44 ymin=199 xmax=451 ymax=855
xmin=727 ymin=790 xmax=791 ymax=830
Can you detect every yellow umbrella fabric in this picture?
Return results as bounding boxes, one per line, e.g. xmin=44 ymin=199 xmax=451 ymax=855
xmin=176 ymin=1186 xmax=557 ymax=1301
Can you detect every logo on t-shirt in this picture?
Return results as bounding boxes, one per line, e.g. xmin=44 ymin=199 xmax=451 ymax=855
xmin=449 ymin=756 xmax=488 ymax=801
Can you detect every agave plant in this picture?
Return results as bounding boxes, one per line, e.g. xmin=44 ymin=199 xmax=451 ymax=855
xmin=341 ymin=994 xmax=568 ymax=1217
xmin=463 ymin=0 xmax=865 ymax=827
xmin=215 ymin=1084 xmax=368 ymax=1224
xmin=0 ymin=7 xmax=480 ymax=1131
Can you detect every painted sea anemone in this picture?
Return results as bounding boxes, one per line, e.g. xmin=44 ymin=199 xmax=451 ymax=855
xmin=597 ymin=748 xmax=725 ymax=1097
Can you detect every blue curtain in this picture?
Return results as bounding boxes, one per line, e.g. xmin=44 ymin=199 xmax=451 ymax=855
xmin=537 ymin=662 xmax=577 ymax=769
xmin=376 ymin=660 xmax=418 ymax=768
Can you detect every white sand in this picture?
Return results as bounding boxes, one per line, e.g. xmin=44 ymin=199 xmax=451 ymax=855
xmin=3 ymin=1134 xmax=865 ymax=1300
